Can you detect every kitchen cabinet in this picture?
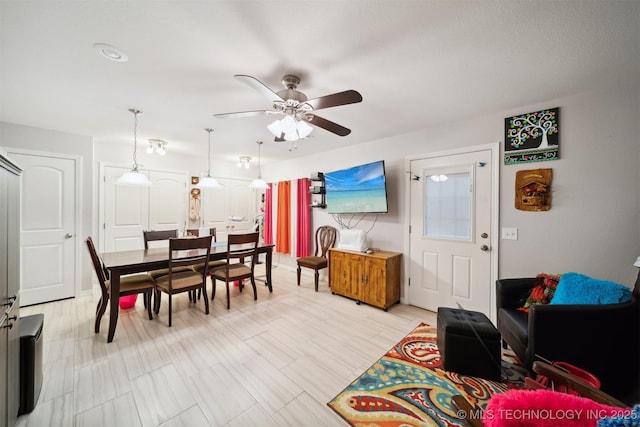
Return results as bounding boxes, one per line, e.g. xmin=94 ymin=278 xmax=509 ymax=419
xmin=329 ymin=248 xmax=401 ymax=310
xmin=1 ymin=152 xmax=21 ymax=427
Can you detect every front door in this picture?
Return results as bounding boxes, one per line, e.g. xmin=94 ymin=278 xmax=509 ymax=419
xmin=9 ymin=152 xmax=77 ymax=306
xmin=408 ymin=146 xmax=497 ymax=316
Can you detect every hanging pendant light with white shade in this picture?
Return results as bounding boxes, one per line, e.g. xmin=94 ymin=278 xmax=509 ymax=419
xmin=249 ymin=141 xmax=270 ymax=190
xmin=116 ymin=108 xmax=152 ymax=187
xmin=196 ymin=128 xmax=221 ymax=188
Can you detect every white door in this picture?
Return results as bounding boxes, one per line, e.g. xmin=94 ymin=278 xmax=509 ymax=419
xmin=102 ymin=165 xmax=187 ymax=252
xmin=409 ymin=147 xmax=497 ymax=316
xmin=201 ymin=178 xmax=256 ymax=241
xmin=103 ymin=166 xmax=150 ymax=252
xmin=148 ymin=171 xmax=187 ymax=232
xmin=10 ymin=152 xmax=77 ymax=306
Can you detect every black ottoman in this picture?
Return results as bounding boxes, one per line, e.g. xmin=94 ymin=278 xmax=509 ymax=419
xmin=437 ymin=307 xmax=501 ymax=381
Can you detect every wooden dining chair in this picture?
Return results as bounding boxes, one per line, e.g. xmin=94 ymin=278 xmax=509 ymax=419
xmin=186 ymin=228 xmax=224 ymax=300
xmin=209 ymin=232 xmax=260 ymax=310
xmin=142 ymin=229 xmax=193 ymax=279
xmin=296 ymin=225 xmax=337 ymax=291
xmin=152 ymin=235 xmax=212 ymax=327
xmin=86 ymin=237 xmax=154 ymax=333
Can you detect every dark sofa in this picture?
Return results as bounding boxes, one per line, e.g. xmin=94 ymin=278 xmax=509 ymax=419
xmin=496 ymin=271 xmax=640 ymax=405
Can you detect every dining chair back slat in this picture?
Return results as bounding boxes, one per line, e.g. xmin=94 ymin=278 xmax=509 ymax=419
xmin=168 ymin=236 xmax=213 ymax=273
xmin=143 ymin=229 xmax=179 ymax=249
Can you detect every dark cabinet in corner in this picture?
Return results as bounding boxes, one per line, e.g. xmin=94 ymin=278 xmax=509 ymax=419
xmin=1 ymin=152 xmax=21 ymax=427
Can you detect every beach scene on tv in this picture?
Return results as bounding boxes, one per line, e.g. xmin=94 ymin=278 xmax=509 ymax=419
xmin=325 ymin=160 xmax=389 ymax=214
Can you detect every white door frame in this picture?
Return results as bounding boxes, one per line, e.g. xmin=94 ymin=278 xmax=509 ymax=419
xmin=7 ymin=147 xmax=83 ymax=301
xmin=404 ymin=142 xmax=500 ymax=321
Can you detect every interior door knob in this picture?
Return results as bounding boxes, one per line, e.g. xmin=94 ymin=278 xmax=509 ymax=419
xmin=480 ymin=245 xmax=489 ymax=251
xmin=65 ymin=233 xmax=73 ymax=239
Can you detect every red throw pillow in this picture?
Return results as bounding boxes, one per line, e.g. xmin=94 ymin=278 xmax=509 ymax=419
xmin=518 ymin=273 xmax=561 ymax=313
xmin=483 ymin=389 xmax=630 ymax=427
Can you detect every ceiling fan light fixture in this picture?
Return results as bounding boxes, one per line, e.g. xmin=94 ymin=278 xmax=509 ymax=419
xmin=281 ymin=115 xmax=297 ymax=135
xmin=269 ymin=115 xmax=313 ymax=142
xmin=217 ymin=74 xmax=361 ymax=139
xmin=267 ymin=119 xmax=283 ymax=137
xmin=296 ymin=120 xmax=313 ymax=138
xmin=116 ymin=108 xmax=152 ymax=187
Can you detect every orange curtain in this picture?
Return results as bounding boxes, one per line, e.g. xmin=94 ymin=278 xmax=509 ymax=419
xmin=276 ymin=181 xmax=291 ymax=254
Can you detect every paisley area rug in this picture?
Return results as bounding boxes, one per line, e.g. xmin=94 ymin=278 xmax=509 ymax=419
xmin=327 ymin=323 xmax=527 ymax=426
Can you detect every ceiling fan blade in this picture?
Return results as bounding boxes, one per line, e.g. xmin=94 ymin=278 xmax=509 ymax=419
xmin=307 ymin=114 xmax=351 ymax=136
xmin=304 ymin=90 xmax=363 ymax=111
xmin=234 ymin=74 xmax=284 ymax=103
xmin=213 ymin=110 xmax=272 ymax=119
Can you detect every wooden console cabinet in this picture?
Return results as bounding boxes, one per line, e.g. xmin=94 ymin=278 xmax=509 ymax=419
xmin=329 ymin=248 xmax=401 ymax=311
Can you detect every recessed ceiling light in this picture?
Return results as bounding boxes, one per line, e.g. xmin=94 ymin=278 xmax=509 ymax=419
xmin=93 ymin=43 xmax=128 ymax=62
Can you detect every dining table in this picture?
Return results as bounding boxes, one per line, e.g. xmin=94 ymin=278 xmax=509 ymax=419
xmin=100 ymin=241 xmax=274 ymax=343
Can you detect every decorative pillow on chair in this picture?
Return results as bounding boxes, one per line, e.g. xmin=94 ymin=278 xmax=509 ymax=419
xmin=519 ymin=273 xmax=561 ymax=313
xmin=551 ymin=272 xmax=632 ymax=305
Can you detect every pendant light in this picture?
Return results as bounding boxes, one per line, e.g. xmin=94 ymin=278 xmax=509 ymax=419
xmin=116 ymin=108 xmax=152 ymax=187
xmin=249 ymin=141 xmax=269 ymax=190
xmin=196 ymin=128 xmax=221 ymax=188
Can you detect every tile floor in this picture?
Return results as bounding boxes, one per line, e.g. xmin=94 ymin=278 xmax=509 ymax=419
xmin=17 ymin=264 xmax=436 ymax=427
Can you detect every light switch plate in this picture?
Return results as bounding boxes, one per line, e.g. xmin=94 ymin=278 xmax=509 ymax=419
xmin=501 ymin=227 xmax=518 ymax=240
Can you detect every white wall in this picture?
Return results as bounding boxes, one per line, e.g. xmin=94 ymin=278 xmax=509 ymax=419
xmin=2 ymin=81 xmax=638 ymax=298
xmin=264 ymin=82 xmax=640 ymax=289
xmin=0 ymin=122 xmax=95 ymax=293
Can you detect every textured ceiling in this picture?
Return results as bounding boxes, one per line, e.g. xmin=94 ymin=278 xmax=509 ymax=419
xmin=1 ymin=1 xmax=638 ymax=165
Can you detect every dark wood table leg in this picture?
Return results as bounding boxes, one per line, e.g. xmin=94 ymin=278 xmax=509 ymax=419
xmin=265 ymin=247 xmax=273 ymax=292
xmin=107 ymin=269 xmax=120 ymax=343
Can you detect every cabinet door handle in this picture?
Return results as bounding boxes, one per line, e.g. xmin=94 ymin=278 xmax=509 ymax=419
xmin=2 ymin=315 xmax=17 ymax=329
xmin=2 ymin=295 xmax=16 ymax=307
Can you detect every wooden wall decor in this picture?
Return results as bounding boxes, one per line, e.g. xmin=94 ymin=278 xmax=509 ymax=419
xmin=515 ymin=168 xmax=552 ymax=211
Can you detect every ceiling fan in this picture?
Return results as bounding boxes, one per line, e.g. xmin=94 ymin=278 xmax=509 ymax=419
xmin=214 ymin=74 xmax=363 ymax=141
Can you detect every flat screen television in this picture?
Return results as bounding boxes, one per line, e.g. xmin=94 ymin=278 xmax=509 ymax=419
xmin=325 ymin=160 xmax=389 ymax=214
